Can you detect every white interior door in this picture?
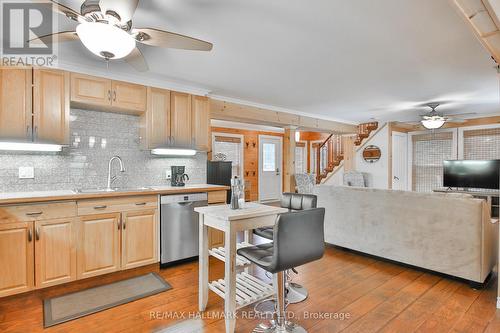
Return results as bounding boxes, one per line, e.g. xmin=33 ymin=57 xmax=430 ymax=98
xmin=259 ymin=135 xmax=283 ymax=201
xmin=392 ymin=132 xmax=408 ymax=190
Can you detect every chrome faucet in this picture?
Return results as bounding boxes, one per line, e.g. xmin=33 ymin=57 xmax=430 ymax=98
xmin=106 ymin=156 xmax=125 ymax=191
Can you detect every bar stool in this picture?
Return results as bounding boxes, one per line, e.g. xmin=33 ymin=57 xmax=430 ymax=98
xmin=238 ymin=208 xmax=325 ymax=333
xmin=254 ymin=193 xmax=317 ymax=304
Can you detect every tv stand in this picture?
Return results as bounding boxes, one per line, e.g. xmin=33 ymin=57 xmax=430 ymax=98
xmin=434 ymin=189 xmax=499 ymax=218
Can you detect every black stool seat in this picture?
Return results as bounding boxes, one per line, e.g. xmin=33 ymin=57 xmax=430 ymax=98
xmin=239 ymin=208 xmax=325 ymax=274
xmin=253 ymin=193 xmax=318 ymax=241
xmin=237 ymin=242 xmax=274 ymax=268
xmin=253 ymin=227 xmax=273 ymax=239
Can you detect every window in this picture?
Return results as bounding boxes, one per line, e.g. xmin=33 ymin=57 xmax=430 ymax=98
xmin=463 ymin=128 xmax=500 ymax=160
xmin=411 ymin=132 xmax=454 ymax=192
xmin=262 ymin=143 xmax=276 ymax=171
xmin=295 ymin=143 xmax=307 ymax=174
xmin=213 ymin=135 xmax=242 ymax=178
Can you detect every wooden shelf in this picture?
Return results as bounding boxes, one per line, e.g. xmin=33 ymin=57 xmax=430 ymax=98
xmin=209 ymin=242 xmax=254 ymax=267
xmin=208 ymin=272 xmax=275 ymax=309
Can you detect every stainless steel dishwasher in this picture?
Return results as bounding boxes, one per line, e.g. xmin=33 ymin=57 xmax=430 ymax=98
xmin=160 ymin=192 xmax=208 ymax=267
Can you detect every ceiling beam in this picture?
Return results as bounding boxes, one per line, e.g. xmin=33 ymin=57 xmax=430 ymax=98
xmin=209 ymin=99 xmax=357 ymax=134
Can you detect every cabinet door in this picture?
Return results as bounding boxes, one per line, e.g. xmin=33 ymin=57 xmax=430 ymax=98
xmin=121 ymin=209 xmax=158 ymax=270
xmin=170 ymin=91 xmax=192 ymax=147
xmin=208 ymin=228 xmax=224 ymax=248
xmin=141 ymin=87 xmax=171 ymax=149
xmin=0 ymin=68 xmax=32 ymax=141
xmin=77 ymin=213 xmax=121 ymax=279
xmin=111 ymin=80 xmax=147 ymax=114
xmin=70 ymin=73 xmax=112 ymax=107
xmin=35 ymin=218 xmax=76 ymax=288
xmin=0 ymin=222 xmax=34 ymax=297
xmin=33 ymin=69 xmax=70 ymax=144
xmin=192 ymin=95 xmax=210 ymax=151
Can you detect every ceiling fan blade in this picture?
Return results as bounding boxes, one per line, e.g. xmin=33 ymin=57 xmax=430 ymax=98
xmin=444 ymin=112 xmax=477 ymax=117
xmin=125 ymin=47 xmax=149 ymax=72
xmin=28 ymin=31 xmax=78 ymax=45
xmin=132 ymin=28 xmax=213 ymax=51
xmin=99 ymin=0 xmax=139 ymax=23
xmin=32 ymin=0 xmax=89 ymax=23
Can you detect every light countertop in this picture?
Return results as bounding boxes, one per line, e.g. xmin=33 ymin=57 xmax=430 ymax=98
xmin=195 ymin=202 xmax=288 ymax=221
xmin=0 ymin=184 xmax=229 ymax=205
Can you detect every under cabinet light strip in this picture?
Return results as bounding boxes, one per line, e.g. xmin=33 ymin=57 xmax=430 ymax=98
xmin=0 ymin=142 xmax=63 ymax=152
xmin=151 ymin=148 xmax=197 ymax=156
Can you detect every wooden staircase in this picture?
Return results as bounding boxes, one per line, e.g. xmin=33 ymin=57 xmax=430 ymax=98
xmin=316 ymin=122 xmax=378 ymax=183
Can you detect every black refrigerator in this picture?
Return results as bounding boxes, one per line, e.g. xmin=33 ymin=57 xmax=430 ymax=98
xmin=207 ymin=161 xmax=232 ymax=203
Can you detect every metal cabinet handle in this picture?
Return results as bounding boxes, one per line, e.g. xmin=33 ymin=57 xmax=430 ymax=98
xmin=394 ymin=176 xmax=400 ymax=181
xmin=135 ymin=202 xmax=146 ymax=206
xmin=122 ymin=220 xmax=126 ymax=229
xmin=108 ymin=90 xmax=111 ymax=101
xmin=28 ymin=229 xmax=32 ymax=242
xmin=35 ymin=227 xmax=40 ymax=241
xmin=26 ymin=211 xmax=43 ymax=217
xmin=94 ymin=205 xmax=107 ymax=210
xmin=34 ymin=126 xmax=38 ymax=140
xmin=118 ymin=220 xmax=121 ymax=230
xmin=26 ymin=125 xmax=31 ymax=140
xmin=113 ymin=91 xmax=116 ymax=102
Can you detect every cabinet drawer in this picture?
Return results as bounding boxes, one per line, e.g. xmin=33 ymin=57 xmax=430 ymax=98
xmin=77 ymin=195 xmax=158 ymax=216
xmin=0 ymin=202 xmax=76 ymax=223
xmin=208 ymin=191 xmax=227 ymax=204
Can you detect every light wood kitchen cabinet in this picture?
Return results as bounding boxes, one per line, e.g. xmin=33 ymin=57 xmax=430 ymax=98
xmin=33 ymin=69 xmax=70 ymax=144
xmin=70 ymin=73 xmax=112 ymax=107
xmin=77 ymin=213 xmax=121 ymax=279
xmin=207 ymin=190 xmax=227 ymax=248
xmin=0 ymin=222 xmax=34 ymax=298
xmin=70 ymin=73 xmax=146 ymax=115
xmin=121 ymin=209 xmax=158 ymax=270
xmin=0 ymin=68 xmax=32 ymax=141
xmin=111 ymin=80 xmax=147 ymax=113
xmin=140 ymin=87 xmax=171 ymax=149
xmin=192 ymin=95 xmax=210 ymax=151
xmin=34 ymin=218 xmax=76 ymax=288
xmin=170 ymin=91 xmax=193 ymax=147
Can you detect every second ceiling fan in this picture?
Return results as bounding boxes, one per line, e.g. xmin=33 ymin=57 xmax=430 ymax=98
xmin=30 ymin=0 xmax=213 ymax=71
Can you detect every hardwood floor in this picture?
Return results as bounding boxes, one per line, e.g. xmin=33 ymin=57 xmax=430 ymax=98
xmin=0 ymin=246 xmax=499 ymax=333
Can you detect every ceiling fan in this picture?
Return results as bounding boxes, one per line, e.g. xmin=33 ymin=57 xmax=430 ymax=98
xmin=398 ymin=103 xmax=475 ymax=130
xmin=29 ymin=0 xmax=213 ymax=71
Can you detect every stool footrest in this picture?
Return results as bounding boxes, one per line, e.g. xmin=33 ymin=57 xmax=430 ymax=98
xmin=208 ymin=272 xmax=275 ymax=309
xmin=208 ymin=242 xmax=254 ymax=267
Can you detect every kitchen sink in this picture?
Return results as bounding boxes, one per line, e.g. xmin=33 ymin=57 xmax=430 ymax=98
xmin=74 ymin=187 xmax=153 ymax=194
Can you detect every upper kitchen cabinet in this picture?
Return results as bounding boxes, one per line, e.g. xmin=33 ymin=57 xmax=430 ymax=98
xmin=33 ymin=69 xmax=70 ymax=145
xmin=141 ymin=87 xmax=171 ymax=149
xmin=70 ymin=73 xmax=112 ymax=108
xmin=191 ymin=95 xmax=210 ymax=151
xmin=0 ymin=68 xmax=32 ymax=141
xmin=70 ymin=73 xmax=146 ymax=115
xmin=111 ymin=80 xmax=147 ymax=113
xmin=170 ymin=91 xmax=193 ymax=147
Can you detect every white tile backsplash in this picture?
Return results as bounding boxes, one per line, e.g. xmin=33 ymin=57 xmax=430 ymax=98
xmin=0 ymin=109 xmax=207 ymax=193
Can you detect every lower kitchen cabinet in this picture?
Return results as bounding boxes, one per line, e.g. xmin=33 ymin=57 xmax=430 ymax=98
xmin=121 ymin=209 xmax=158 ymax=270
xmin=77 ymin=213 xmax=121 ymax=279
xmin=0 ymin=222 xmax=34 ymax=298
xmin=35 ymin=218 xmax=76 ymax=288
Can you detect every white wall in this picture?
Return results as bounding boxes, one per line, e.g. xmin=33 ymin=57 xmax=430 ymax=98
xmin=323 ymin=124 xmax=390 ymax=189
xmin=355 ymin=124 xmax=390 ymax=189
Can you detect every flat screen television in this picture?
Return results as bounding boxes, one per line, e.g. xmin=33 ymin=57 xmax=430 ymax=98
xmin=443 ymin=160 xmax=500 ymax=190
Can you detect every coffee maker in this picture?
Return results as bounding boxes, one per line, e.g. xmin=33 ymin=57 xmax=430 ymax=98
xmin=171 ymin=166 xmax=189 ymax=187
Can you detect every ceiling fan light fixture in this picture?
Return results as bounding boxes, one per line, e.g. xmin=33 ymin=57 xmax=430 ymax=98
xmin=76 ymin=22 xmax=135 ymax=59
xmin=421 ymin=116 xmax=446 ymax=130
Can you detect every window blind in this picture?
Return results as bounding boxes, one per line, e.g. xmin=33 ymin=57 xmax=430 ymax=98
xmin=463 ymin=128 xmax=500 ymax=160
xmin=412 ymin=132 xmax=454 ymax=192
